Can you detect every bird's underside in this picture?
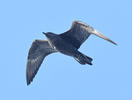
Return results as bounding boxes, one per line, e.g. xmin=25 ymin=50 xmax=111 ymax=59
xmin=26 ymin=20 xmax=117 ymax=85
xmin=26 ymin=40 xmax=57 ymax=85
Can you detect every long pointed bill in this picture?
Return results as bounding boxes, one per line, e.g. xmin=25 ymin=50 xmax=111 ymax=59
xmin=91 ymin=29 xmax=117 ymax=45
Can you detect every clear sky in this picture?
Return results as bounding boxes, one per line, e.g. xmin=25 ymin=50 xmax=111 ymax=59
xmin=0 ymin=0 xmax=131 ymax=100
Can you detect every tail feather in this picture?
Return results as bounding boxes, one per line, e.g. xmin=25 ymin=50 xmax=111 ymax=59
xmin=74 ymin=52 xmax=93 ymax=65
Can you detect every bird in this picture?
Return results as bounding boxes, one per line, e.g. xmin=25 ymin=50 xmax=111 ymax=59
xmin=26 ymin=20 xmax=117 ymax=85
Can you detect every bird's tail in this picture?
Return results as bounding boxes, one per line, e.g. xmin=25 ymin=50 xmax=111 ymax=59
xmin=74 ymin=52 xmax=93 ymax=65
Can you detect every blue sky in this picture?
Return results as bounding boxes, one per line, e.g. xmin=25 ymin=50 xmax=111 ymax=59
xmin=0 ymin=0 xmax=131 ymax=100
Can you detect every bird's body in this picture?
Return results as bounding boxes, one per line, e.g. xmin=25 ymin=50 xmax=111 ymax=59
xmin=46 ymin=33 xmax=77 ymax=56
xmin=26 ymin=20 xmax=117 ymax=85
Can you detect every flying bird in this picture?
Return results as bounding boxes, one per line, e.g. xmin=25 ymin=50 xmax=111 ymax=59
xmin=26 ymin=20 xmax=117 ymax=85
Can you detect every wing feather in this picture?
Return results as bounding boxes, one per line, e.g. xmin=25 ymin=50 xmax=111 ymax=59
xmin=60 ymin=20 xmax=117 ymax=49
xmin=26 ymin=40 xmax=56 ymax=85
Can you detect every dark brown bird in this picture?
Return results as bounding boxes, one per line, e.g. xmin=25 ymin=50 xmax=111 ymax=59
xmin=26 ymin=20 xmax=117 ymax=85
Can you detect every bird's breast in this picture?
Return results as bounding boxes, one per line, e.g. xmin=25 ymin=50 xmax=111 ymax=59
xmin=47 ymin=36 xmax=77 ymax=54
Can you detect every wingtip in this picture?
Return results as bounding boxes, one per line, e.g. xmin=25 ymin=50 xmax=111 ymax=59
xmin=107 ymin=38 xmax=118 ymax=46
xmin=26 ymin=73 xmax=31 ymax=86
xmin=113 ymin=42 xmax=118 ymax=46
xmin=112 ymin=40 xmax=118 ymax=46
xmin=91 ymin=29 xmax=117 ymax=46
xmin=26 ymin=79 xmax=30 ymax=86
xmin=27 ymin=83 xmax=30 ymax=86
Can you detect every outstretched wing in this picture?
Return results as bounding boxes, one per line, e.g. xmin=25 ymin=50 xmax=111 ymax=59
xmin=60 ymin=20 xmax=117 ymax=49
xmin=26 ymin=40 xmax=56 ymax=85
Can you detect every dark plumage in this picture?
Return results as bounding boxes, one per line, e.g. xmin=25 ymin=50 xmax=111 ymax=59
xmin=26 ymin=20 xmax=117 ymax=85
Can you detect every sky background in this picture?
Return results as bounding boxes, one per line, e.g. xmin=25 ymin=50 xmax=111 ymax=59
xmin=0 ymin=0 xmax=132 ymax=100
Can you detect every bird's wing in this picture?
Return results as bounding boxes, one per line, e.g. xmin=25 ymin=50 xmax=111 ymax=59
xmin=26 ymin=40 xmax=56 ymax=85
xmin=60 ymin=20 xmax=117 ymax=49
